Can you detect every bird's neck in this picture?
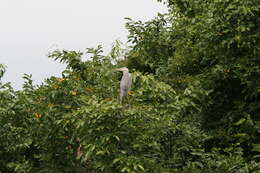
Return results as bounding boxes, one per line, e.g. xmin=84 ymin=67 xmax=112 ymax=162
xmin=123 ymin=71 xmax=129 ymax=75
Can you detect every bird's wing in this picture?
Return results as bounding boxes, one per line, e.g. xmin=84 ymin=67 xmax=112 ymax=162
xmin=120 ymin=73 xmax=132 ymax=91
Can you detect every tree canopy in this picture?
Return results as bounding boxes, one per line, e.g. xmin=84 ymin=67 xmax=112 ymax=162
xmin=0 ymin=0 xmax=260 ymax=172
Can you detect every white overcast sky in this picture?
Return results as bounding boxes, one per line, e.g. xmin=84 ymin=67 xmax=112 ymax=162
xmin=0 ymin=0 xmax=167 ymax=89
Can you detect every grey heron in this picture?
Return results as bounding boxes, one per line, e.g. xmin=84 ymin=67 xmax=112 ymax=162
xmin=114 ymin=67 xmax=132 ymax=103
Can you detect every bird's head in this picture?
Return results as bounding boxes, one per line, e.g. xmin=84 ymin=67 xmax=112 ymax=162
xmin=113 ymin=67 xmax=129 ymax=72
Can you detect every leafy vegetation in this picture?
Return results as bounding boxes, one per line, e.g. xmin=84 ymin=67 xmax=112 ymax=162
xmin=1 ymin=0 xmax=260 ymax=172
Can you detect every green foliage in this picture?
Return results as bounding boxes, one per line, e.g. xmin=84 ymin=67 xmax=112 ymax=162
xmin=0 ymin=0 xmax=260 ymax=172
xmin=125 ymin=14 xmax=174 ymax=74
xmin=0 ymin=64 xmax=6 ymax=79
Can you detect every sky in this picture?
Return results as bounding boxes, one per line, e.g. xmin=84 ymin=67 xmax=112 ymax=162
xmin=0 ymin=0 xmax=167 ymax=90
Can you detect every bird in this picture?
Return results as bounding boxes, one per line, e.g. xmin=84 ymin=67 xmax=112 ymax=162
xmin=114 ymin=67 xmax=132 ymax=103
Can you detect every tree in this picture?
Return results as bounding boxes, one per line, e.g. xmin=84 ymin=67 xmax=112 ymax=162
xmin=0 ymin=0 xmax=260 ymax=172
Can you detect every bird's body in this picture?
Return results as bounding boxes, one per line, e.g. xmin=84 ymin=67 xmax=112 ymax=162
xmin=114 ymin=67 xmax=132 ymax=103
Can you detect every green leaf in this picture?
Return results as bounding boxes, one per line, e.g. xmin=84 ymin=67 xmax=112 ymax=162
xmin=252 ymin=144 xmax=260 ymax=152
xmin=234 ymin=118 xmax=246 ymax=126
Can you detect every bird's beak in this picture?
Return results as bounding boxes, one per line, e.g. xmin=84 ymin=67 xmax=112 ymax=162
xmin=113 ymin=68 xmax=123 ymax=72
